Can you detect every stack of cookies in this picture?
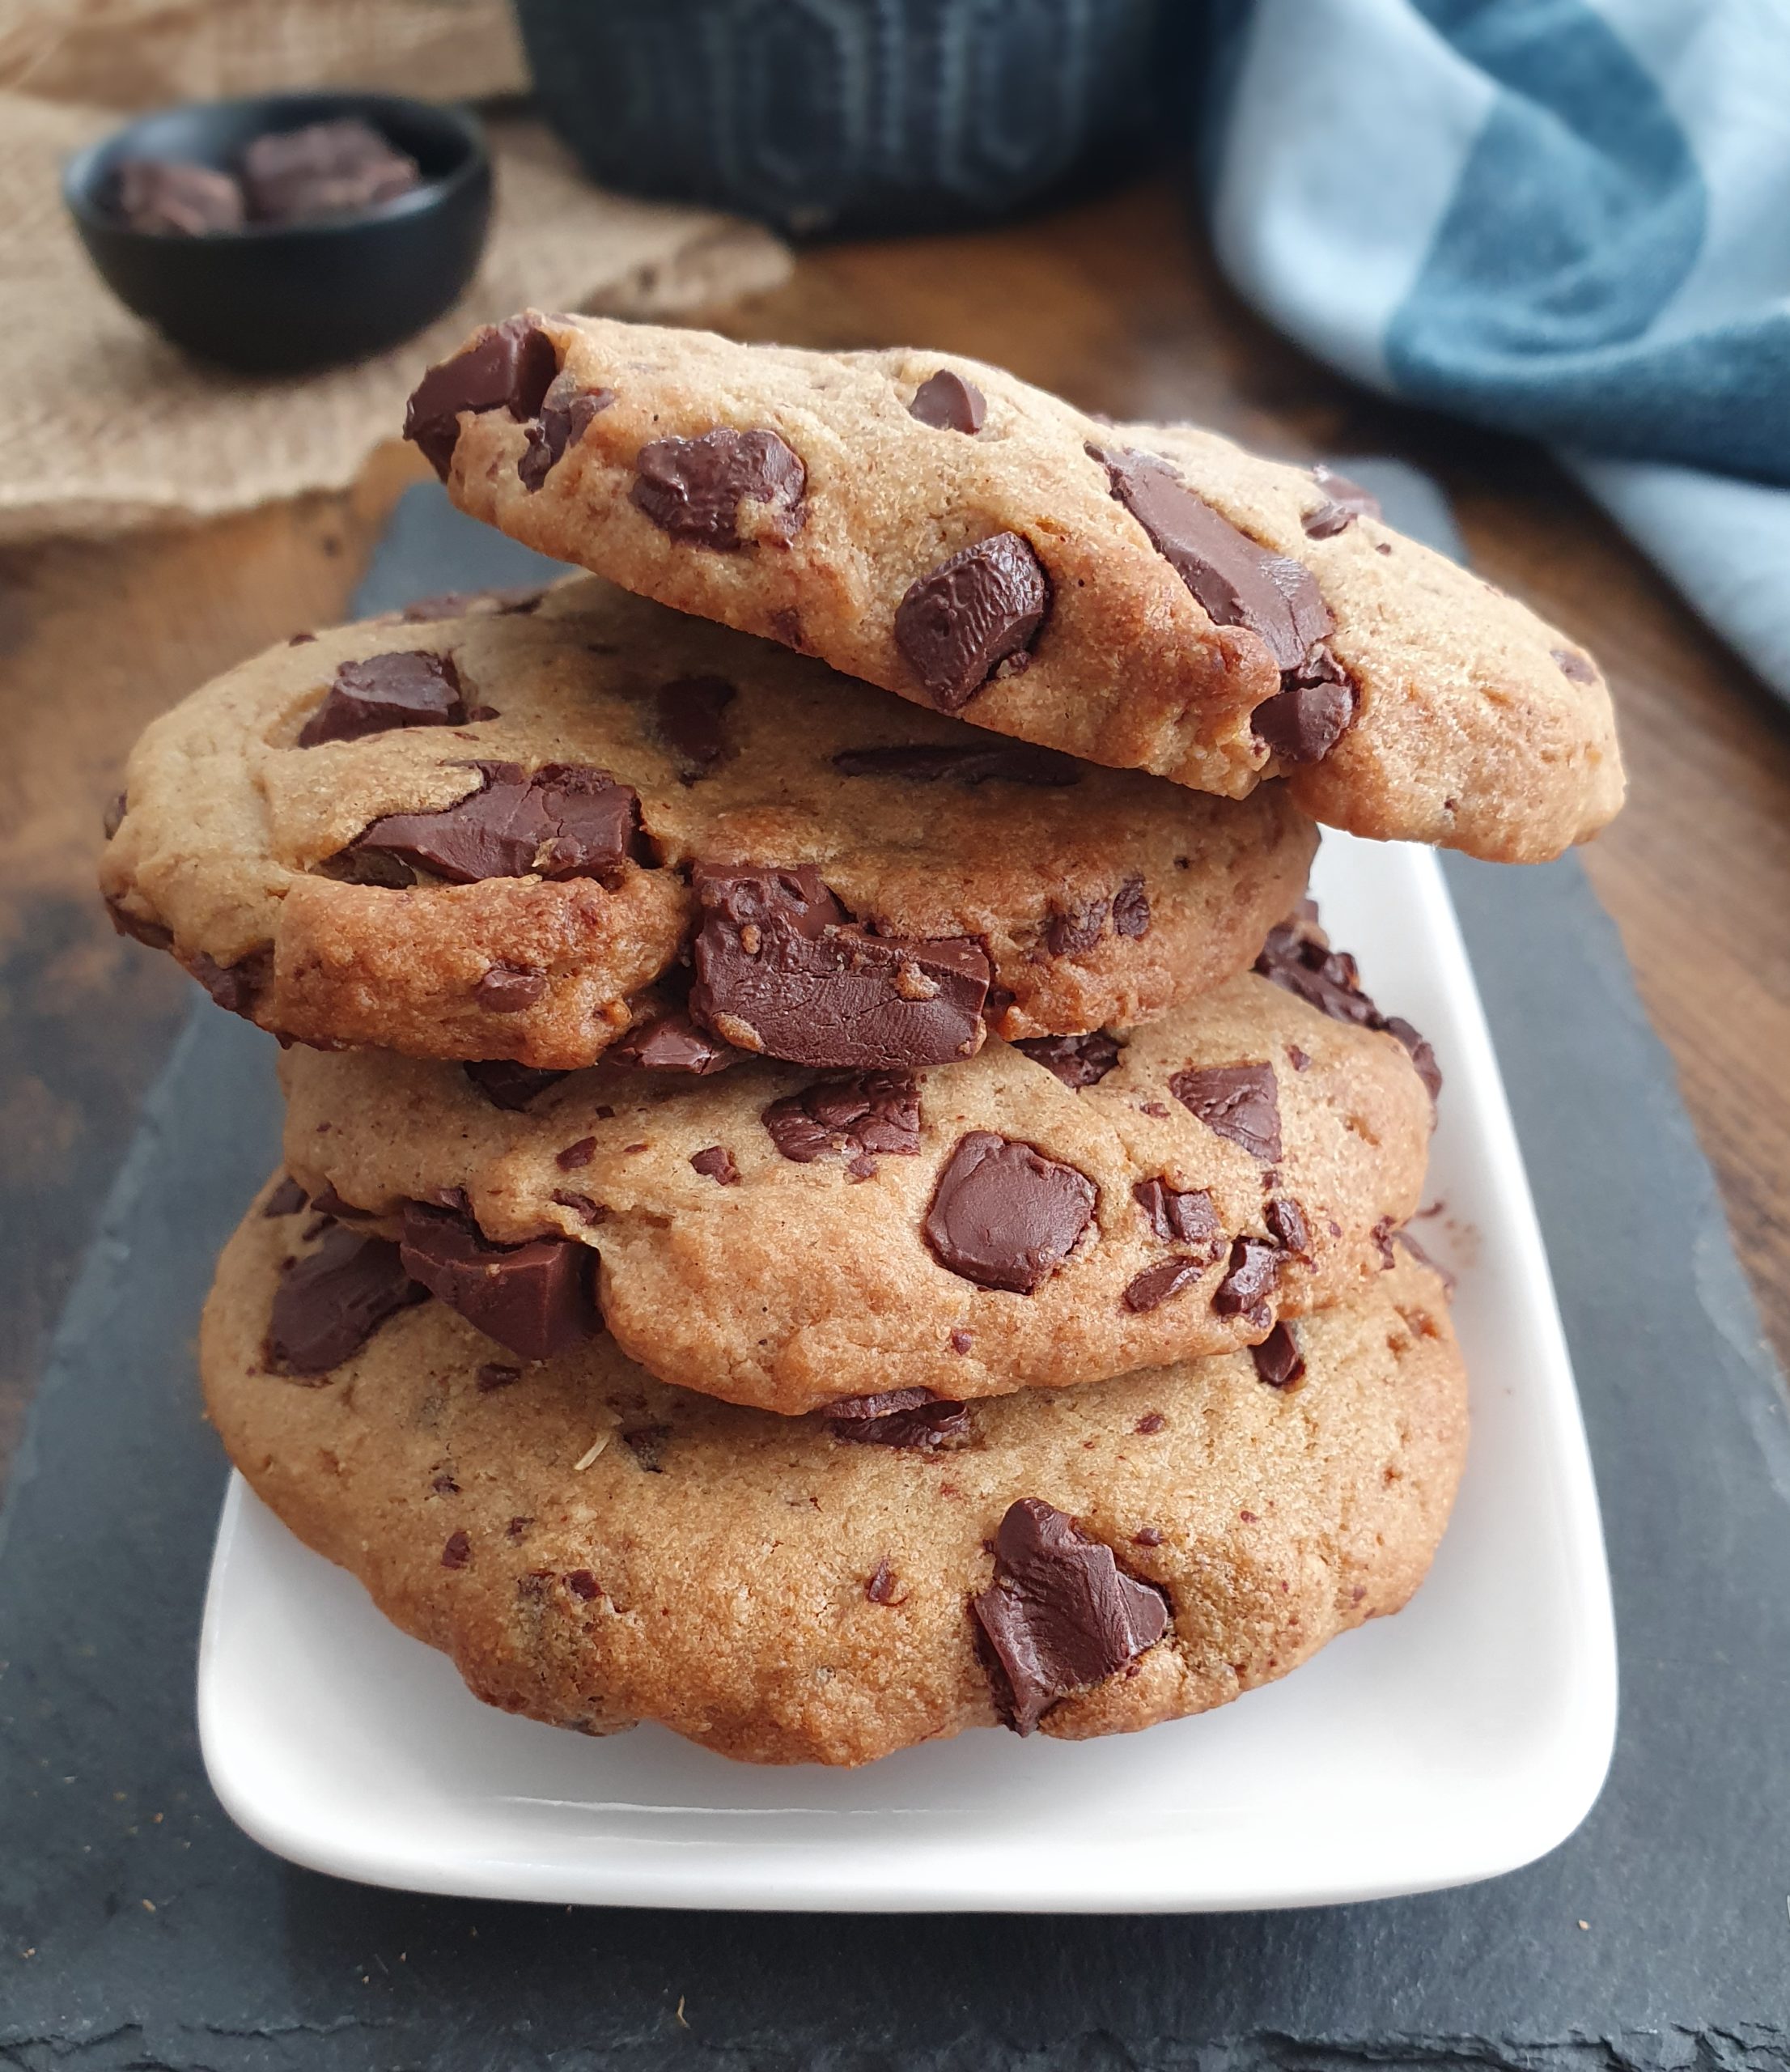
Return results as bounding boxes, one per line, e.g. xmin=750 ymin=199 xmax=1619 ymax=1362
xmin=99 ymin=315 xmax=1621 ymax=1766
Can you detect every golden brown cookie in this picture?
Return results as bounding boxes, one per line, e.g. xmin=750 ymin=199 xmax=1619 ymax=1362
xmin=413 ymin=312 xmax=1623 ymax=863
xmin=203 ymin=1179 xmax=1467 ymax=1766
xmin=278 ymin=943 xmax=1437 ymax=1412
xmin=99 ymin=576 xmax=1313 ymax=1068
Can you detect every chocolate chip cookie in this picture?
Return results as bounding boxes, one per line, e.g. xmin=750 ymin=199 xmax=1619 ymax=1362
xmin=412 ymin=312 xmax=1623 ymax=864
xmin=204 ymin=1178 xmax=1467 ymax=1764
xmin=99 ymin=576 xmax=1314 ymax=1069
xmin=277 ymin=946 xmax=1436 ymax=1412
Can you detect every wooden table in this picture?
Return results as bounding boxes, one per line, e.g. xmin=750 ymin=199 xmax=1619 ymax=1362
xmin=3 ymin=180 xmax=1786 ymax=1489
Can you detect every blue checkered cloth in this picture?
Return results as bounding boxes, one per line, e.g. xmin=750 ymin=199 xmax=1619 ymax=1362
xmin=1198 ymin=0 xmax=1790 ymax=704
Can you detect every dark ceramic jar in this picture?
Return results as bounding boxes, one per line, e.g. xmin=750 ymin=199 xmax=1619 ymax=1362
xmin=513 ymin=0 xmax=1160 ymax=237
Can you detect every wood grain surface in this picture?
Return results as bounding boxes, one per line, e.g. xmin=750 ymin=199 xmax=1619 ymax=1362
xmin=2 ymin=180 xmax=1784 ymax=1492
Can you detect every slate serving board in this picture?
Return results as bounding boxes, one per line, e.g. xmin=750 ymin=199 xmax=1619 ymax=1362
xmin=3 ymin=483 xmax=1788 ymax=2071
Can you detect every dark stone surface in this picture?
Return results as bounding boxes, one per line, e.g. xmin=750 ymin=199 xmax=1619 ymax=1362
xmin=2 ymin=482 xmax=1787 ymax=2069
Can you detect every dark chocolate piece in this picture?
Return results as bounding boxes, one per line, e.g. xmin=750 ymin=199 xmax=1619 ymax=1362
xmin=398 ymin=1204 xmax=599 ymax=1361
xmin=298 ymin=652 xmax=465 ymax=748
xmin=404 ymin=317 xmax=560 ymax=481
xmin=761 ymin=1072 xmax=921 ymax=1164
xmin=923 ymin=1132 xmax=1096 ymax=1293
xmin=1014 ymin=1032 xmax=1122 ymax=1089
xmin=893 ymin=533 xmax=1050 ymax=712
xmin=630 ymin=428 xmax=807 ymax=548
xmin=1171 ymin=1062 xmax=1282 ymax=1164
xmin=908 ymin=371 xmax=987 ymax=433
xmin=831 ymin=741 xmax=1080 ymax=786
xmin=268 ymin=1227 xmax=425 ymax=1378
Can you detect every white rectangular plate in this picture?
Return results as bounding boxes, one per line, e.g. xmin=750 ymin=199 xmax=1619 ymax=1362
xmin=198 ymin=834 xmax=1617 ymax=1912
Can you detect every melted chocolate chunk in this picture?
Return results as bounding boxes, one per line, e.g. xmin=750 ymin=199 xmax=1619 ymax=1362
xmin=1265 ymin=1196 xmax=1310 ymax=1257
xmin=404 ymin=316 xmax=559 ymax=481
xmin=1093 ymin=448 xmax=1332 ymax=673
xmin=654 ymin=676 xmax=736 ymax=775
xmin=115 ymin=157 xmax=245 ymax=235
xmin=865 ymin=1560 xmax=904 ymax=1604
xmin=350 ymin=761 xmax=639 ymax=885
xmin=519 ymin=372 xmax=615 ymax=491
xmin=630 ymin=428 xmax=807 ymax=547
xmin=894 ymin=533 xmax=1050 ymax=712
xmin=1122 ymin=1258 xmax=1203 ymax=1313
xmin=923 ymin=1132 xmax=1096 ymax=1293
xmin=268 ymin=1226 xmax=425 ymax=1377
xmin=1045 ymin=898 xmax=1108 ymax=959
xmin=1250 ymin=1320 xmax=1306 ymax=1389
xmin=473 ymin=964 xmax=548 ymax=1013
xmin=191 ymin=948 xmax=269 ymax=1020
xmin=612 ymin=1010 xmax=740 ymax=1075
xmin=1552 ymin=646 xmax=1597 ymax=685
xmin=1111 ymin=877 xmax=1151 ymax=938
xmin=1171 ymin=1062 xmax=1282 ymax=1163
xmin=1015 ymin=1031 xmax=1122 ymax=1089
xmin=1250 ymin=670 xmax=1355 ymax=765
xmin=106 ymin=898 xmax=172 ymax=951
xmin=462 ymin=1060 xmax=570 ymax=1110
xmin=440 ymin=1528 xmax=472 ymax=1569
xmin=828 ymin=1389 xmax=971 ymax=1451
xmin=240 ymin=117 xmax=418 ymax=224
xmin=689 ymin=1145 xmax=740 ymax=1186
xmin=761 ymin=1071 xmax=921 ymax=1164
xmin=1213 ymin=1236 xmax=1280 ymax=1323
xmin=972 ymin=1497 xmax=1169 ymax=1734
xmin=477 ymin=1362 xmax=522 ymax=1392
xmin=831 ymin=741 xmax=1080 ymax=787
xmin=908 ymin=370 xmax=987 ymax=433
xmin=1253 ymin=914 xmax=1442 ymax=1100
xmin=298 ymin=651 xmax=465 ymax=747
xmin=262 ymin=1176 xmax=308 ymax=1217
xmin=1302 ymin=465 xmax=1381 ymax=537
xmin=1130 ymin=1178 xmax=1221 ymax=1251
xmin=398 ymin=1203 xmax=600 ymax=1361
xmin=687 ymin=864 xmax=990 ymax=1071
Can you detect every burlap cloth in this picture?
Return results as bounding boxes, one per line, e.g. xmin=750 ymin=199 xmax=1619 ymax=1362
xmin=1 ymin=92 xmax=791 ymax=541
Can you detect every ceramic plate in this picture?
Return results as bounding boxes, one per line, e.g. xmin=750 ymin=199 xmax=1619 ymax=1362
xmin=197 ymin=833 xmax=1617 ymax=1911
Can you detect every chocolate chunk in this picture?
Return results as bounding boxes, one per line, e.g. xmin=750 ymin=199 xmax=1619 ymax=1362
xmin=556 ymin=1139 xmax=596 ymax=1170
xmin=908 ymin=370 xmax=987 ymax=433
xmin=1372 ymin=1216 xmax=1398 ymax=1268
xmin=477 ymin=1362 xmax=522 ymax=1392
xmin=1171 ymin=1062 xmax=1281 ymax=1163
xmin=105 ymin=897 xmax=172 ymax=951
xmin=612 ymin=1010 xmax=740 ymax=1076
xmin=1131 ymin=1178 xmax=1221 ymax=1251
xmin=923 ymin=1132 xmax=1096 ymax=1294
xmin=190 ymin=948 xmax=269 ymax=1020
xmin=1093 ymin=448 xmax=1331 ymax=672
xmin=298 ymin=651 xmax=465 ymax=748
xmin=1250 ymin=1321 xmax=1306 ymax=1389
xmin=350 ymin=761 xmax=639 ymax=885
xmin=1135 ymin=1412 xmax=1167 ymax=1434
xmin=865 ymin=1560 xmax=905 ymax=1604
xmin=1015 ymin=1032 xmax=1122 ymax=1089
xmin=630 ymin=428 xmax=806 ymax=548
xmin=688 ymin=864 xmax=990 ymax=1070
xmin=1552 ymin=647 xmax=1597 ymax=684
xmin=831 ymin=741 xmax=1081 ymax=786
xmin=262 ymin=1176 xmax=308 ymax=1218
xmin=115 ymin=158 xmax=245 ymax=236
xmin=828 ymin=1389 xmax=971 ymax=1451
xmin=1045 ymin=898 xmax=1108 ymax=959
xmin=1251 ymin=673 xmax=1355 ymax=765
xmin=689 ymin=1145 xmax=739 ymax=1186
xmin=519 ymin=372 xmax=616 ymax=491
xmin=440 ymin=1528 xmax=472 ymax=1570
xmin=1301 ymin=503 xmax=1355 ymax=540
xmin=1311 ymin=465 xmax=1381 ymax=520
xmin=1213 ymin=1236 xmax=1279 ymax=1323
xmin=761 ymin=1070 xmax=922 ymax=1165
xmin=309 ymin=1185 xmax=372 ymax=1221
xmin=551 ymin=1191 xmax=608 ymax=1224
xmin=103 ymin=792 xmax=127 ymax=840
xmin=1111 ymin=877 xmax=1150 ymax=938
xmin=566 ymin=1569 xmax=601 ymax=1599
xmin=1133 ymin=1526 xmax=1164 ymax=1547
xmin=1254 ymin=914 xmax=1441 ymax=1100
xmin=1122 ymin=1259 xmax=1203 ymax=1313
xmin=653 ymin=676 xmax=736 ymax=775
xmin=404 ymin=316 xmax=560 ymax=481
xmin=1265 ymin=1196 xmax=1310 ymax=1257
xmin=463 ymin=1060 xmax=570 ymax=1110
xmin=401 ymin=588 xmax=537 ymax=622
xmin=268 ymin=1226 xmax=425 ymax=1377
xmin=972 ymin=1497 xmax=1169 ymax=1734
xmin=893 ymin=533 xmax=1050 ymax=711
xmin=240 ymin=117 xmax=419 ymax=224
xmin=398 ymin=1204 xmax=599 ymax=1361
xmin=621 ymin=1423 xmax=671 ymax=1471
xmin=473 ymin=964 xmax=548 ymax=1012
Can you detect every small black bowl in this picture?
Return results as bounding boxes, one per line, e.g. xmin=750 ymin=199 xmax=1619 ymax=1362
xmin=63 ymin=92 xmax=491 ymax=375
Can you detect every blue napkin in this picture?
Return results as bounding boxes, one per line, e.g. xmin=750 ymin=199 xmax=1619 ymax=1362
xmin=1199 ymin=0 xmax=1790 ymax=703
